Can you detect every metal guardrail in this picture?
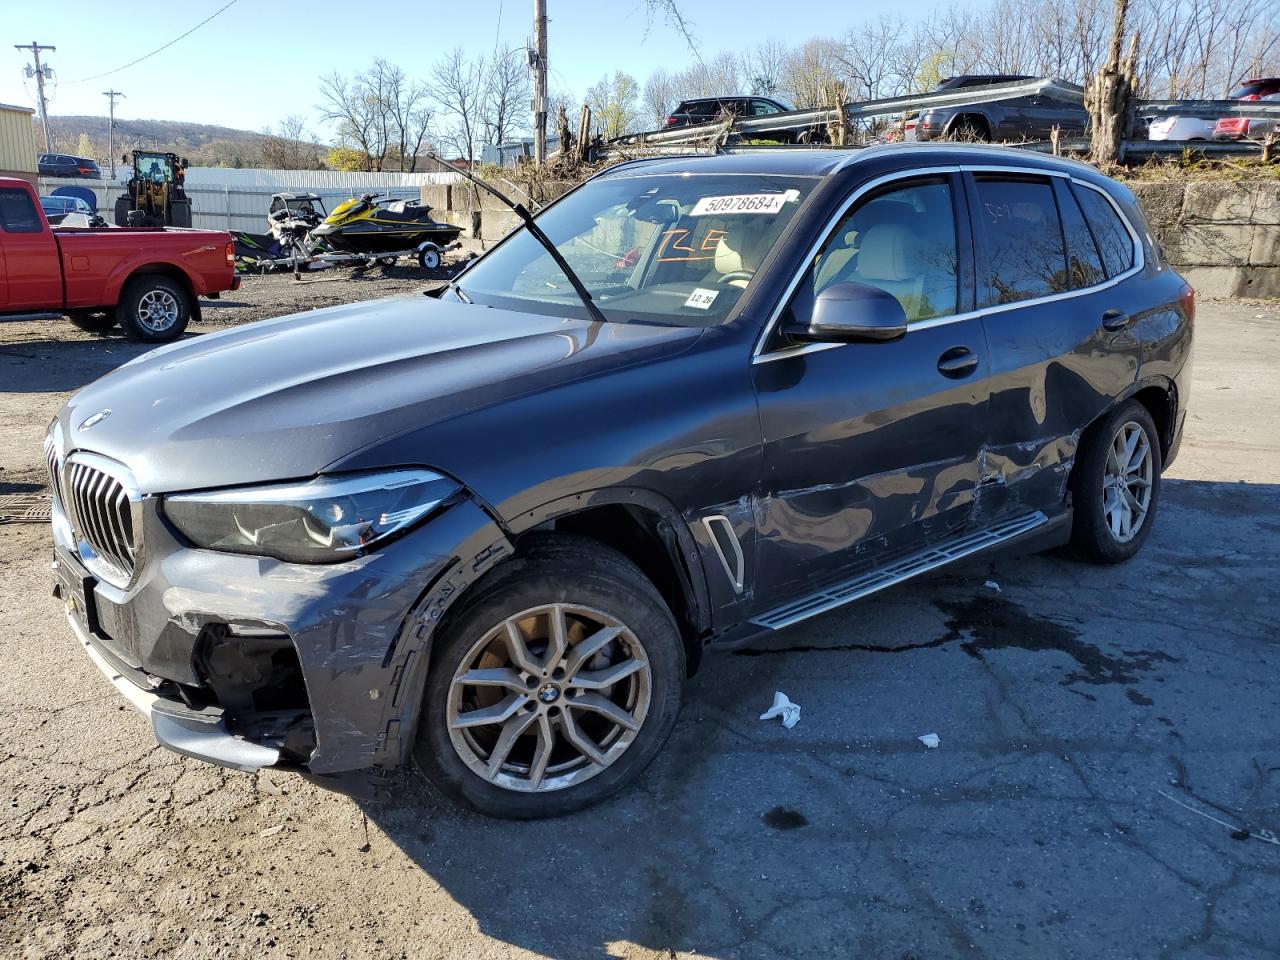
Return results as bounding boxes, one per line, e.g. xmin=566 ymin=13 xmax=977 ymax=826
xmin=1136 ymin=100 xmax=1280 ymax=120
xmin=620 ymin=78 xmax=1085 ymax=146
xmin=618 ymin=78 xmax=1279 ymax=155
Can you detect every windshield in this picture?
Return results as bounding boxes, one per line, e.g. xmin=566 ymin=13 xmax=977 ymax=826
xmin=456 ymin=173 xmax=816 ymax=327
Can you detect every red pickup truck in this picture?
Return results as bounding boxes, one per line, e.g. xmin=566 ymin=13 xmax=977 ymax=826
xmin=0 ymin=176 xmax=238 ymax=343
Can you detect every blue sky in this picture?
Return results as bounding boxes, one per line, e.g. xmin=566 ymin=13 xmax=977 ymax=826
xmin=2 ymin=0 xmax=937 ymax=136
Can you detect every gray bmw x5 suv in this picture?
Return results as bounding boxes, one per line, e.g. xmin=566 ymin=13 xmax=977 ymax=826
xmin=48 ymin=145 xmax=1193 ymax=818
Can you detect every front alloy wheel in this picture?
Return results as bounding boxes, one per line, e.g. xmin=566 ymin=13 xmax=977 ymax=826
xmin=447 ymin=603 xmax=651 ymax=792
xmin=414 ymin=536 xmax=684 ymax=818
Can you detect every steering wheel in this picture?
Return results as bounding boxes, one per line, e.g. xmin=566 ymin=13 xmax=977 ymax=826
xmin=716 ymin=270 xmax=754 ymax=286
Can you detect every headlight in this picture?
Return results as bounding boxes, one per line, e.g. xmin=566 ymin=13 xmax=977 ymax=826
xmin=164 ymin=469 xmax=458 ymax=563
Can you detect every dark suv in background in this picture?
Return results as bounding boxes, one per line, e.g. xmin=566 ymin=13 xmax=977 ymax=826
xmin=37 ymin=154 xmax=103 ymax=179
xmin=915 ymin=75 xmax=1089 ymax=141
xmin=49 ymin=145 xmax=1193 ymax=819
xmin=664 ymin=96 xmax=792 ymax=128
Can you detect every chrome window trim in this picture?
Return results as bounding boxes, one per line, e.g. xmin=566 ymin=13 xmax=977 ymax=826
xmin=752 ymin=164 xmax=1145 ymax=365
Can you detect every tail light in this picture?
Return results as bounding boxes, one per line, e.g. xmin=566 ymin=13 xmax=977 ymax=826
xmin=225 ymin=241 xmax=235 ymax=266
xmin=1180 ymin=283 xmax=1195 ymax=329
xmin=77 ymin=166 xmax=92 ymax=174
xmin=664 ymin=116 xmax=678 ymax=126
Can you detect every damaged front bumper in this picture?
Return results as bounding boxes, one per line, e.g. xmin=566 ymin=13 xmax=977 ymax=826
xmin=57 ymin=587 xmax=281 ymax=772
xmin=51 ymin=490 xmax=507 ymax=776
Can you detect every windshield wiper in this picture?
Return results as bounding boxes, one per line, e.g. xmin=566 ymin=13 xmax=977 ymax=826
xmin=426 ymin=152 xmax=608 ymax=326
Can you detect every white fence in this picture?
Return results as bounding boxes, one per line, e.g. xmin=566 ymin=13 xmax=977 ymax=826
xmin=39 ymin=166 xmax=464 ymax=232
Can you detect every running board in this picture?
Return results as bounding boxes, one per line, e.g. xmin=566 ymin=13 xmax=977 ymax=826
xmin=750 ymin=511 xmax=1048 ymax=631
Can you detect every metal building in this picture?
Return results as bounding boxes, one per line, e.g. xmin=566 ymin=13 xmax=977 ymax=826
xmin=0 ymin=103 xmax=38 ymax=181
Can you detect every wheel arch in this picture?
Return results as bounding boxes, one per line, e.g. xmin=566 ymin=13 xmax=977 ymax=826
xmin=1070 ymin=377 xmax=1176 ymax=497
xmin=115 ymin=263 xmax=202 ymax=321
xmin=945 ymin=112 xmax=993 ymax=139
xmin=505 ymin=488 xmax=713 ymax=675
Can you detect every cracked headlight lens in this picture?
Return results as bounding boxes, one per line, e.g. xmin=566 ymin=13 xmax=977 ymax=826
xmin=164 ymin=470 xmax=458 ymax=563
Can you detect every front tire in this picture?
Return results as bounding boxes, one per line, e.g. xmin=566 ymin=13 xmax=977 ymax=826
xmin=116 ymin=275 xmax=191 ymax=343
xmin=1069 ymin=400 xmax=1162 ymax=563
xmin=413 ymin=536 xmax=685 ymax=819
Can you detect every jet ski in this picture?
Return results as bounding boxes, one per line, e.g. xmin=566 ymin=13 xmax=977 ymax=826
xmin=309 ymin=193 xmax=462 ymax=255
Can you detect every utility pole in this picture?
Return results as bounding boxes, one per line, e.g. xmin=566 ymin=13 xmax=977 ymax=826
xmin=532 ymin=0 xmax=548 ymax=164
xmin=103 ymin=90 xmax=124 ymax=179
xmin=14 ymin=42 xmax=56 ymax=152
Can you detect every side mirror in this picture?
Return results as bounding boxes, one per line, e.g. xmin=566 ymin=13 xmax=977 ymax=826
xmin=180 ymin=158 xmax=189 ymax=169
xmin=795 ymin=282 xmax=908 ymax=343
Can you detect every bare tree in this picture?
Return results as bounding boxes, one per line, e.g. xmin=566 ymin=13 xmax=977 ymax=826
xmin=839 ymin=16 xmax=914 ymax=101
xmin=261 ymin=115 xmax=318 ymax=170
xmin=429 ymin=47 xmax=487 ymax=166
xmin=642 ymin=68 xmax=679 ymax=126
xmin=318 ymin=69 xmax=385 ymax=171
xmin=319 ymin=59 xmax=431 ymax=172
xmin=781 ymin=39 xmax=844 ymax=109
xmin=483 ymin=47 xmax=534 ymax=147
xmin=742 ymin=38 xmax=788 ymax=96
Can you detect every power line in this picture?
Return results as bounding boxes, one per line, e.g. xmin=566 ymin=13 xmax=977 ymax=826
xmin=64 ymin=0 xmax=239 ymax=84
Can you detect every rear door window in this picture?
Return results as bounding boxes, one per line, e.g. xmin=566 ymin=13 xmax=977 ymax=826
xmin=1072 ymin=184 xmax=1135 ymax=278
xmin=0 ymin=188 xmax=44 ymax=232
xmin=1054 ymin=182 xmax=1106 ymax=289
xmin=972 ymin=176 xmax=1068 ymax=306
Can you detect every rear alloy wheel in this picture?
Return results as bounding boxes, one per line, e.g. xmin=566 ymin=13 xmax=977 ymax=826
xmin=1069 ymin=400 xmax=1162 ymax=563
xmin=414 ymin=537 xmax=684 ymax=818
xmin=117 ymin=276 xmax=191 ymax=343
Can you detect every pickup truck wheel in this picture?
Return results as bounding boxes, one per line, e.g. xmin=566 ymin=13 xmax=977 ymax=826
xmin=66 ymin=311 xmax=117 ymax=334
xmin=413 ymin=535 xmax=684 ymax=818
xmin=1069 ymin=400 xmax=1162 ymax=564
xmin=117 ymin=276 xmax=191 ymax=343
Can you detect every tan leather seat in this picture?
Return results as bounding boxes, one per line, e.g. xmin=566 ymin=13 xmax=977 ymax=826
xmin=852 ymin=223 xmax=933 ymax=321
xmin=712 ymin=223 xmax=769 ymax=287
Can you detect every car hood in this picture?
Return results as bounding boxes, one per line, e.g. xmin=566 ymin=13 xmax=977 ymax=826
xmin=57 ymin=295 xmax=705 ymax=493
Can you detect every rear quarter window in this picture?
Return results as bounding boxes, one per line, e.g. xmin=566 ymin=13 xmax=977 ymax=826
xmin=1072 ymin=184 xmax=1135 ymax=278
xmin=0 ymin=188 xmax=44 ymax=232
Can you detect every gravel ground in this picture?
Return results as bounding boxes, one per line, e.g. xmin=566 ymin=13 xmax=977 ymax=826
xmin=1 ymin=295 xmax=1278 ymax=960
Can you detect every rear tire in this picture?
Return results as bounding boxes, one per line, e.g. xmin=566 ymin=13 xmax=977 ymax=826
xmin=417 ymin=247 xmax=441 ymax=270
xmin=1069 ymin=400 xmax=1163 ymax=564
xmin=412 ymin=535 xmax=685 ymax=819
xmin=116 ymin=275 xmax=191 ymax=343
xmin=66 ymin=311 xmax=117 ymax=334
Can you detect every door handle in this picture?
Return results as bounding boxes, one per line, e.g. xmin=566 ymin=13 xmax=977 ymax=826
xmin=1101 ymin=309 xmax=1130 ymax=332
xmin=937 ymin=346 xmax=979 ymax=378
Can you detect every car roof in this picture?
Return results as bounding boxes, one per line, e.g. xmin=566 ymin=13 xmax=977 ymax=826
xmin=598 ymin=143 xmax=1107 ymax=183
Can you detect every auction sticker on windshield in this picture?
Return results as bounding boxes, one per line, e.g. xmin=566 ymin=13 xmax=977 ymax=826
xmin=684 ymin=287 xmax=720 ymax=310
xmin=690 ymin=192 xmax=795 ymax=216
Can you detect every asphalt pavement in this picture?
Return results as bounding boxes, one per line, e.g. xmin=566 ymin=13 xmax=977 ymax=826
xmin=1 ymin=297 xmax=1277 ymax=960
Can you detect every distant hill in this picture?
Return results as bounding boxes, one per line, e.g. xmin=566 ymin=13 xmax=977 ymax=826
xmin=46 ymin=115 xmax=294 ymax=168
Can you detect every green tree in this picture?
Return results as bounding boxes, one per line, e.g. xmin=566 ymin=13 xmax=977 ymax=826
xmin=76 ymin=133 xmax=94 ymax=158
xmin=326 ymin=145 xmax=367 ymax=172
xmin=586 ymin=71 xmax=640 ymax=140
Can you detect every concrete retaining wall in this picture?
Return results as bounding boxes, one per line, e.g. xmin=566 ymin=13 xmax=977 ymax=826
xmin=1130 ymin=180 xmax=1280 ymax=299
xmin=421 ymin=180 xmax=576 ymax=251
